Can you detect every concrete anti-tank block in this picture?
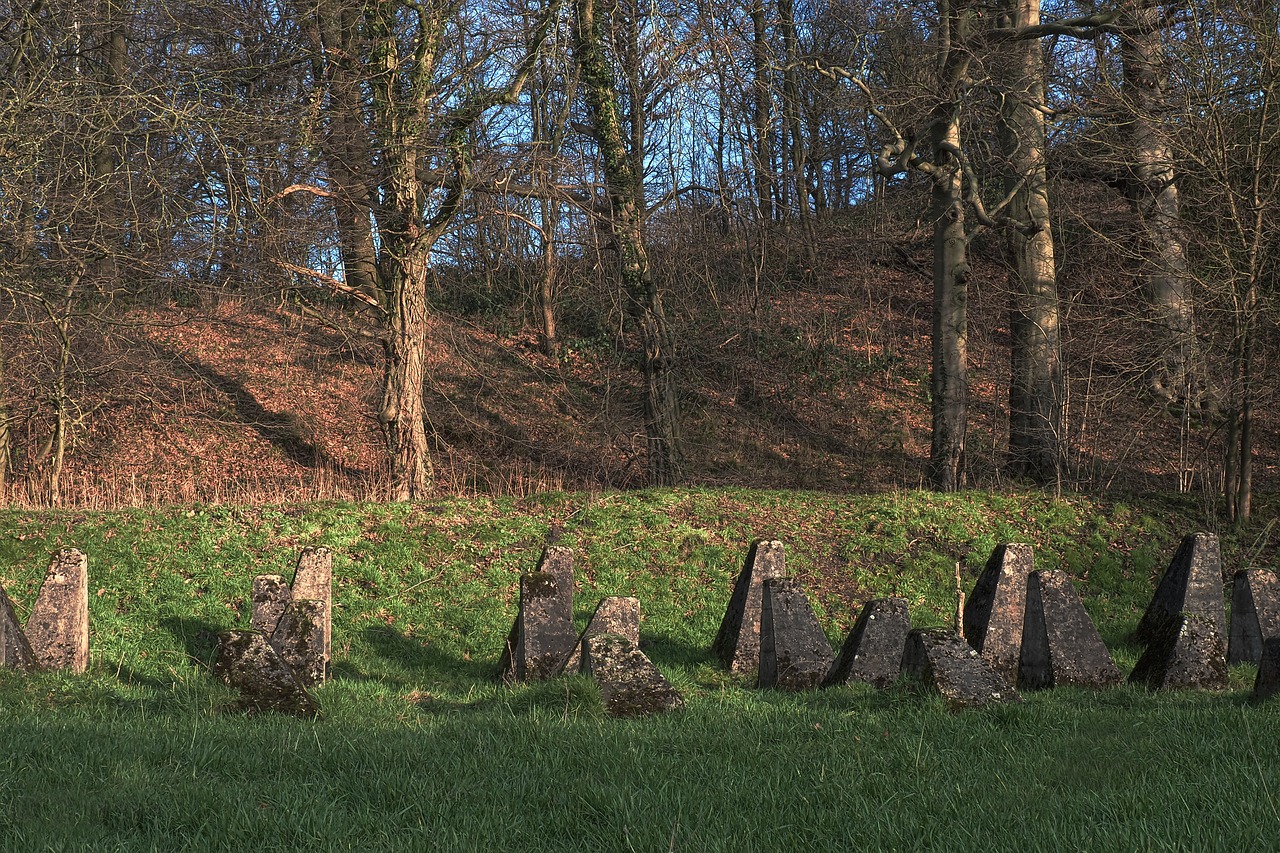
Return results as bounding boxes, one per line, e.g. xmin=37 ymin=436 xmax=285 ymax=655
xmin=712 ymin=539 xmax=785 ymax=677
xmin=824 ymin=597 xmax=911 ymax=689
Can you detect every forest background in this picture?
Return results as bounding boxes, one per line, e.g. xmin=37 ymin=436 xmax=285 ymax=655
xmin=1 ymin=0 xmax=1277 ymax=516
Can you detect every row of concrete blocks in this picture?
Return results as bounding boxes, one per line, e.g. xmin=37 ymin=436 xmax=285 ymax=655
xmin=9 ymin=533 xmax=1273 ymax=717
xmin=500 ymin=534 xmax=1280 ymax=714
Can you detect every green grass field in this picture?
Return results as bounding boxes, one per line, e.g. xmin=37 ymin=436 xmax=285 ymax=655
xmin=0 ymin=488 xmax=1277 ymax=850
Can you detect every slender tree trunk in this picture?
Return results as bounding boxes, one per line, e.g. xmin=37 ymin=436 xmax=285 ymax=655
xmin=1120 ymin=3 xmax=1199 ymax=406
xmin=778 ymin=0 xmax=815 ymax=265
xmin=750 ymin=0 xmax=774 ymax=222
xmin=999 ymin=0 xmax=1062 ymax=485
xmin=929 ymin=118 xmax=969 ymax=491
xmin=573 ymin=0 xmax=682 ymax=484
xmin=927 ymin=0 xmax=975 ymax=491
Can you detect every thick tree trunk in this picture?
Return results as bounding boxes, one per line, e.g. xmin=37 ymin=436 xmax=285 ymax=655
xmin=378 ymin=245 xmax=432 ymax=501
xmin=573 ymin=0 xmax=682 ymax=484
xmin=999 ymin=0 xmax=1063 ymax=484
xmin=1121 ymin=5 xmax=1199 ymax=406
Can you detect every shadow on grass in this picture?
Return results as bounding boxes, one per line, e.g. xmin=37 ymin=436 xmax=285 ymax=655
xmin=160 ymin=616 xmax=224 ymax=669
xmin=638 ymin=632 xmax=717 ymax=670
xmin=335 ymin=625 xmax=497 ymax=687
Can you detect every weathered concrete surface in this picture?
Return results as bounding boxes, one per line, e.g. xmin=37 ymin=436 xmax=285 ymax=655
xmin=824 ymin=597 xmax=912 ymax=689
xmin=0 ymin=585 xmax=36 ymax=671
xmin=1228 ymin=569 xmax=1280 ymax=665
xmin=24 ymin=548 xmax=89 ymax=673
xmin=1019 ymin=571 xmax=1121 ymax=690
xmin=290 ymin=547 xmax=332 ymax=676
xmin=1252 ymin=637 xmax=1280 ymax=702
xmin=213 ymin=630 xmax=319 ymax=717
xmin=535 ymin=545 xmax=574 ymax=614
xmin=712 ymin=539 xmax=786 ymax=676
xmin=581 ymin=633 xmax=683 ymax=718
xmin=250 ymin=574 xmax=292 ymax=635
xmin=1128 ymin=612 xmax=1228 ymax=691
xmin=563 ymin=596 xmax=640 ymax=674
xmin=499 ymin=572 xmax=578 ymax=682
xmin=1134 ymin=533 xmax=1225 ymax=647
xmin=901 ymin=628 xmax=1021 ymax=710
xmin=759 ymin=578 xmax=834 ymax=691
xmin=270 ymin=600 xmax=327 ymax=687
xmin=963 ymin=543 xmax=1035 ymax=685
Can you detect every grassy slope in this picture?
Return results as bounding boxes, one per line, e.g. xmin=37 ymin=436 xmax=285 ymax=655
xmin=1 ymin=488 xmax=1278 ymax=849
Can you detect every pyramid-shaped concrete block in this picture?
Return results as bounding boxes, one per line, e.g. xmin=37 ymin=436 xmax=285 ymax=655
xmin=0 ymin=585 xmax=36 ymax=671
xmin=1018 ymin=570 xmax=1121 ymax=690
xmin=1134 ymin=533 xmax=1224 ymax=647
xmin=24 ymin=549 xmax=89 ymax=673
xmin=824 ymin=597 xmax=911 ymax=689
xmin=498 ymin=571 xmax=578 ymax=682
xmin=1252 ymin=638 xmax=1280 ymax=702
xmin=902 ymin=628 xmax=1021 ymax=710
xmin=214 ymin=630 xmax=319 ymax=717
xmin=1128 ymin=612 xmax=1228 ymax=691
xmin=712 ymin=539 xmax=785 ymax=676
xmin=1228 ymin=569 xmax=1280 ymax=665
xmin=251 ymin=574 xmax=292 ymax=636
xmin=290 ymin=547 xmax=332 ymax=675
xmin=758 ymin=578 xmax=833 ymax=691
xmin=536 ymin=545 xmax=574 ymax=611
xmin=562 ymin=595 xmax=640 ymax=674
xmin=963 ymin=543 xmax=1035 ymax=685
xmin=581 ymin=633 xmax=683 ymax=718
xmin=270 ymin=600 xmax=327 ymax=687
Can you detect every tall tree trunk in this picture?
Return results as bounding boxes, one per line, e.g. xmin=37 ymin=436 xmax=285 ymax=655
xmin=750 ymin=0 xmax=774 ymax=222
xmin=573 ymin=0 xmax=682 ymax=484
xmin=999 ymin=0 xmax=1063 ymax=484
xmin=778 ymin=0 xmax=815 ymax=266
xmin=1120 ymin=3 xmax=1199 ymax=407
xmin=927 ymin=0 xmax=975 ymax=491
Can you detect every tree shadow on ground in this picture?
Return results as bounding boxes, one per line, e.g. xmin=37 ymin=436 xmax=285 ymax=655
xmin=151 ymin=344 xmax=365 ymax=477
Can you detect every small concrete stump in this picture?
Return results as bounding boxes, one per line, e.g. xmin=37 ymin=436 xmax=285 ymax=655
xmin=712 ymin=539 xmax=786 ymax=676
xmin=759 ymin=578 xmax=834 ymax=691
xmin=1252 ymin=638 xmax=1280 ymax=702
xmin=963 ymin=543 xmax=1035 ymax=685
xmin=824 ymin=597 xmax=911 ymax=689
xmin=499 ymin=572 xmax=578 ymax=682
xmin=24 ymin=548 xmax=89 ymax=673
xmin=270 ymin=600 xmax=327 ymax=687
xmin=0 ymin=586 xmax=36 ymax=672
xmin=250 ymin=574 xmax=292 ymax=635
xmin=1134 ymin=533 xmax=1225 ymax=647
xmin=1128 ymin=612 xmax=1228 ymax=691
xmin=901 ymin=628 xmax=1021 ymax=710
xmin=581 ymin=633 xmax=683 ymax=718
xmin=290 ymin=547 xmax=332 ymax=676
xmin=563 ymin=596 xmax=640 ymax=674
xmin=1019 ymin=570 xmax=1121 ymax=690
xmin=1228 ymin=569 xmax=1280 ymax=665
xmin=214 ymin=630 xmax=319 ymax=717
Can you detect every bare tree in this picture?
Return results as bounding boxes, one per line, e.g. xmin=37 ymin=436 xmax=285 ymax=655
xmin=572 ymin=0 xmax=683 ymax=484
xmin=287 ymin=0 xmax=555 ymax=500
